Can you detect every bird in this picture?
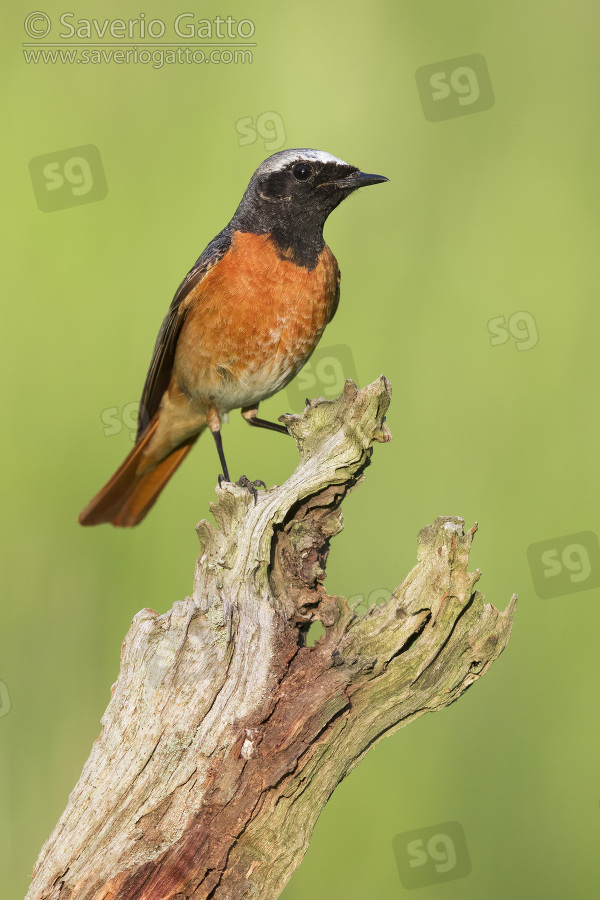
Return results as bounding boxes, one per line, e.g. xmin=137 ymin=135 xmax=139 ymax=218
xmin=78 ymin=148 xmax=388 ymax=527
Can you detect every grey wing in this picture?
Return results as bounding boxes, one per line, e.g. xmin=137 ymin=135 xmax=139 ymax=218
xmin=136 ymin=226 xmax=233 ymax=440
xmin=327 ymin=266 xmax=341 ymax=324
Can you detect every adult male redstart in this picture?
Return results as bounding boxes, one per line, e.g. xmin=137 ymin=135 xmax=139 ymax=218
xmin=79 ymin=149 xmax=388 ymax=527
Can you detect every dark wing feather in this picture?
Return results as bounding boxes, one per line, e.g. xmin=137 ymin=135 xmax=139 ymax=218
xmin=136 ymin=226 xmax=233 ymax=440
xmin=327 ymin=266 xmax=341 ymax=324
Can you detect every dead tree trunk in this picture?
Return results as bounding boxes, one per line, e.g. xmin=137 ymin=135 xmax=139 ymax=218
xmin=26 ymin=377 xmax=516 ymax=900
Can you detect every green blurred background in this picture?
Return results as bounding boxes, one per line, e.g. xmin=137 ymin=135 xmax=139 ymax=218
xmin=2 ymin=1 xmax=600 ymax=896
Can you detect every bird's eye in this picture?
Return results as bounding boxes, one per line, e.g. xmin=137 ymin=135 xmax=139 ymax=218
xmin=292 ymin=163 xmax=312 ymax=181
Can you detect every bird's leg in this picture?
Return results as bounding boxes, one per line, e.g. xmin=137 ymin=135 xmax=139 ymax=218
xmin=241 ymin=405 xmax=290 ymax=435
xmin=210 ymin=408 xmax=266 ymax=501
xmin=207 ymin=408 xmax=231 ymax=482
xmin=212 ymin=430 xmax=231 ymax=483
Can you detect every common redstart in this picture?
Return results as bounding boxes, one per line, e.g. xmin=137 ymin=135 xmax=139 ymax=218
xmin=79 ymin=149 xmax=388 ymax=527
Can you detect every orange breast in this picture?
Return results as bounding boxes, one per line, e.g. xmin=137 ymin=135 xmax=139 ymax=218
xmin=174 ymin=231 xmax=339 ymax=411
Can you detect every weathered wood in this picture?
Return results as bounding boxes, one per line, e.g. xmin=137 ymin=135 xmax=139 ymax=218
xmin=26 ymin=377 xmax=516 ymax=900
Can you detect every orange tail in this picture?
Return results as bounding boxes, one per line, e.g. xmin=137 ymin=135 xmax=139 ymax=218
xmin=79 ymin=416 xmax=201 ymax=527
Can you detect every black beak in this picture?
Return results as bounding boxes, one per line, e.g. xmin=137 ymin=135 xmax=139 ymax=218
xmin=332 ymin=170 xmax=389 ymax=189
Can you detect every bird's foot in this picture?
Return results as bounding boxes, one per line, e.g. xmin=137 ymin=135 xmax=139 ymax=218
xmin=235 ymin=475 xmax=267 ymax=504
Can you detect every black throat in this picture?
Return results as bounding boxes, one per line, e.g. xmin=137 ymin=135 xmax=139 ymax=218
xmin=231 ymin=202 xmax=328 ymax=270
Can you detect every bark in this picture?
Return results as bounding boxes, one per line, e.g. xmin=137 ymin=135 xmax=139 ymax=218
xmin=26 ymin=377 xmax=516 ymax=900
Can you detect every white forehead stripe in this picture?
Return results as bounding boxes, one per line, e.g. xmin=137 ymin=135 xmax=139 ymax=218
xmin=259 ymin=149 xmax=350 ymax=175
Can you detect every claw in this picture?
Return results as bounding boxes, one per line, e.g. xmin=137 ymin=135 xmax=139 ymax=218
xmin=235 ymin=475 xmax=266 ymax=504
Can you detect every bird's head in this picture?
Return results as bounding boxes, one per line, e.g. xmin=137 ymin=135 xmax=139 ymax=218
xmin=233 ymin=149 xmax=388 ymax=238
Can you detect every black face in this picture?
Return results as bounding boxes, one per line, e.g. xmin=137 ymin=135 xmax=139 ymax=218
xmin=255 ymin=159 xmax=361 ymax=215
xmin=231 ymin=150 xmax=388 ymax=269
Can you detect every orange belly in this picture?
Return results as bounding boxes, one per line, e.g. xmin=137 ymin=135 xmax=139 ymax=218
xmin=173 ymin=231 xmax=339 ymax=412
